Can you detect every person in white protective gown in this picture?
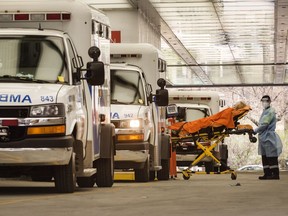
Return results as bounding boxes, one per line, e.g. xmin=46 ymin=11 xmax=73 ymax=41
xmin=254 ymin=95 xmax=283 ymax=180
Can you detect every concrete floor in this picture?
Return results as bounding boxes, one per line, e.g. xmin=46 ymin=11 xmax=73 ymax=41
xmin=0 ymin=171 xmax=287 ymax=216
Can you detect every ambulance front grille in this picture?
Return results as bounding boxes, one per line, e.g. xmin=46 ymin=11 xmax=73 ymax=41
xmin=0 ymin=107 xmax=29 ymax=118
xmin=0 ymin=107 xmax=29 ymax=142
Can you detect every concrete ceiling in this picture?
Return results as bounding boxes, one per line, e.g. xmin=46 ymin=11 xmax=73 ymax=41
xmin=86 ymin=0 xmax=288 ymax=87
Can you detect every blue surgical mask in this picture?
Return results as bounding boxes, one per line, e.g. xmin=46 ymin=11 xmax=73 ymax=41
xmin=262 ymin=101 xmax=270 ymax=109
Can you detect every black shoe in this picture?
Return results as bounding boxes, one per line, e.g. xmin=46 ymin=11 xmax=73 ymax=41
xmin=258 ymin=175 xmax=271 ymax=180
xmin=259 ymin=168 xmax=271 ymax=180
xmin=265 ymin=175 xmax=280 ymax=180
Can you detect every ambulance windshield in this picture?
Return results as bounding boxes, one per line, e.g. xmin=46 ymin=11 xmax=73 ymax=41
xmin=111 ymin=69 xmax=145 ymax=105
xmin=0 ymin=36 xmax=69 ymax=83
xmin=185 ymin=107 xmax=211 ymax=121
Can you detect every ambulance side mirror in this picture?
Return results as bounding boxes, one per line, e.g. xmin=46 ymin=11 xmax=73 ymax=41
xmin=155 ymin=78 xmax=168 ymax=107
xmin=86 ymin=62 xmax=105 ymax=86
xmin=86 ymin=46 xmax=105 ymax=86
xmin=177 ymin=107 xmax=186 ymax=121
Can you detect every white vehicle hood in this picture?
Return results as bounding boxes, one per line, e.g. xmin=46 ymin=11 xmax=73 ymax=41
xmin=0 ymin=83 xmax=62 ymax=105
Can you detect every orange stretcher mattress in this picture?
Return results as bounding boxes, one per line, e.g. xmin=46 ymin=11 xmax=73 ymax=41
xmin=169 ymin=104 xmax=251 ymax=138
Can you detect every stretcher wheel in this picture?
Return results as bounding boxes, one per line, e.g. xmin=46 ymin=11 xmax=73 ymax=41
xmin=231 ymin=172 xmax=237 ymax=180
xmin=182 ymin=170 xmax=191 ymax=180
xmin=183 ymin=174 xmax=190 ymax=180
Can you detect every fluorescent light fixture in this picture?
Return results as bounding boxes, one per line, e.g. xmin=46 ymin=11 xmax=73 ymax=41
xmin=84 ymin=0 xmax=132 ymax=9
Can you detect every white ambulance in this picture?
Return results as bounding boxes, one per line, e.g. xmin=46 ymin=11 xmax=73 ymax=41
xmin=110 ymin=43 xmax=170 ymax=182
xmin=0 ymin=0 xmax=115 ymax=193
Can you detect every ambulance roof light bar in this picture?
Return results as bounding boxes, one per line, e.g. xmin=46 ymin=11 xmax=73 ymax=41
xmin=172 ymin=96 xmax=211 ymax=101
xmin=110 ymin=54 xmax=142 ymax=58
xmin=0 ymin=12 xmax=71 ymax=22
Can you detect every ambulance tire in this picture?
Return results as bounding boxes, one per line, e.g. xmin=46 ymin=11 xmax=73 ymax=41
xmin=149 ymin=171 xmax=156 ymax=181
xmin=77 ymin=175 xmax=96 ymax=188
xmin=135 ymin=159 xmax=150 ymax=182
xmin=220 ymin=159 xmax=229 ymax=172
xmin=205 ymin=161 xmax=214 ymax=174
xmin=54 ymin=153 xmax=76 ymax=193
xmin=95 ymin=147 xmax=114 ymax=187
xmin=149 ymin=155 xmax=155 ymax=181
xmin=157 ymin=159 xmax=170 ymax=180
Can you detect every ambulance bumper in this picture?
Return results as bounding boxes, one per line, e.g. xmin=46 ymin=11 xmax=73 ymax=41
xmin=0 ymin=136 xmax=74 ymax=165
xmin=114 ymin=141 xmax=149 ymax=168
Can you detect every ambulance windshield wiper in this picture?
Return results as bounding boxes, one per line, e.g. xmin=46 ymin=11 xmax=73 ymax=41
xmin=0 ymin=75 xmax=51 ymax=83
xmin=111 ymin=99 xmax=130 ymax=105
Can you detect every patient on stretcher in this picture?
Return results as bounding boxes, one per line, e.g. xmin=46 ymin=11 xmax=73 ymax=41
xmin=169 ymin=101 xmax=252 ymax=138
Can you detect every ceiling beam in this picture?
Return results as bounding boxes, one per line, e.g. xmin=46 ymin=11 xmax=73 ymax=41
xmin=166 ymin=83 xmax=288 ymax=88
xmin=168 ymin=62 xmax=288 ymax=67
xmin=274 ymin=0 xmax=288 ymax=84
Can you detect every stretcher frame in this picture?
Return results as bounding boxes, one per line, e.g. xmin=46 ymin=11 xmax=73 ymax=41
xmin=170 ymin=110 xmax=257 ymax=180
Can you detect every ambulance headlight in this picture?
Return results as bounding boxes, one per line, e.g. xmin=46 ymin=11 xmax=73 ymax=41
xmin=130 ymin=119 xmax=140 ymax=128
xmin=119 ymin=119 xmax=142 ymax=128
xmin=30 ymin=104 xmax=65 ymax=117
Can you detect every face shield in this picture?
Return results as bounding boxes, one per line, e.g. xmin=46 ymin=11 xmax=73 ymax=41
xmin=261 ymin=98 xmax=271 ymax=109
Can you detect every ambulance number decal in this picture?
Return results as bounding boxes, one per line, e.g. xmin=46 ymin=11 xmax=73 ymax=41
xmin=111 ymin=112 xmax=134 ymax=119
xmin=40 ymin=96 xmax=54 ymax=102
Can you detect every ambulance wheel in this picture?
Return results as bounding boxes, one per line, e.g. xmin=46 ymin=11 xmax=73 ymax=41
xmin=135 ymin=158 xmax=150 ymax=182
xmin=231 ymin=172 xmax=237 ymax=180
xmin=54 ymin=153 xmax=76 ymax=193
xmin=220 ymin=159 xmax=228 ymax=172
xmin=77 ymin=175 xmax=96 ymax=188
xmin=95 ymin=145 xmax=114 ymax=187
xmin=157 ymin=159 xmax=170 ymax=180
xmin=149 ymin=171 xmax=156 ymax=181
xmin=205 ymin=162 xmax=213 ymax=174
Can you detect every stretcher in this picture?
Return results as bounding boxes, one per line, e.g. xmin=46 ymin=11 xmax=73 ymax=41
xmin=169 ymin=102 xmax=257 ymax=180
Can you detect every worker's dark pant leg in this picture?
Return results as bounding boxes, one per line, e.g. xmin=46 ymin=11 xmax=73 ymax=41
xmin=268 ymin=157 xmax=280 ymax=180
xmin=259 ymin=155 xmax=271 ymax=180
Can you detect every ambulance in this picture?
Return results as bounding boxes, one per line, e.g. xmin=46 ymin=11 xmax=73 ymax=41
xmin=110 ymin=43 xmax=170 ymax=182
xmin=168 ymin=89 xmax=228 ymax=172
xmin=0 ymin=0 xmax=115 ymax=193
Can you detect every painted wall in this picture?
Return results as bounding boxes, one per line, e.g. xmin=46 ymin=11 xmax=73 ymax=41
xmin=105 ymin=9 xmax=161 ymax=49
